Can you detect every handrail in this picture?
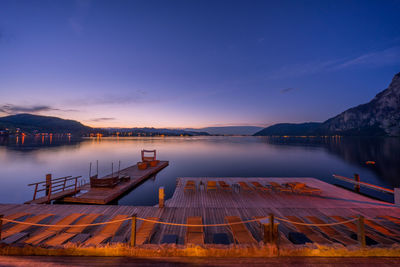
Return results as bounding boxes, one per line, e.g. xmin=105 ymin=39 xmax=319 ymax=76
xmin=29 ymin=175 xmax=83 ymax=201
xmin=27 ymin=176 xmax=72 ymax=186
xmin=333 ymin=174 xmax=394 ymax=194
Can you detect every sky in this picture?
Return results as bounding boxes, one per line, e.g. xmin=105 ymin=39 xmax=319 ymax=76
xmin=1 ymin=0 xmax=400 ymax=128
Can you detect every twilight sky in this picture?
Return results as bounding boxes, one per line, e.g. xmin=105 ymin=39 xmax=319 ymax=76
xmin=1 ymin=0 xmax=400 ymax=128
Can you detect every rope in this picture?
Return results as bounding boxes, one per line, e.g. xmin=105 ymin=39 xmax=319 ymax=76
xmin=274 ymin=216 xmax=358 ymax=226
xmin=1 ymin=215 xmax=362 ymax=228
xmin=1 ymin=217 xmax=131 ymax=227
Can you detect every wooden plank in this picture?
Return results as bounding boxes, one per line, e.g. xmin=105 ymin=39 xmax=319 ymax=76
xmin=136 ymin=217 xmax=159 ymax=245
xmin=83 ymin=214 xmax=130 ymax=246
xmin=25 ymin=189 xmax=80 ymax=204
xmin=25 ymin=213 xmax=84 ymax=245
xmin=1 ymin=214 xmax=54 ymax=239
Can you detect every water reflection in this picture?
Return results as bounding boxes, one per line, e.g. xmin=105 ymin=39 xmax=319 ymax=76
xmin=0 ymin=136 xmax=398 ymax=204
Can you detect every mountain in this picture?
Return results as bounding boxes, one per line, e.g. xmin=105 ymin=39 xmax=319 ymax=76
xmin=319 ymin=72 xmax=400 ymax=136
xmin=254 ymin=123 xmax=321 ymax=136
xmin=186 ymin=126 xmax=264 ymax=135
xmin=255 ymin=72 xmax=400 ymax=137
xmin=0 ymin=114 xmax=91 ymax=135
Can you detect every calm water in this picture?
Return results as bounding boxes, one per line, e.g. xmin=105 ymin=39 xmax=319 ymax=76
xmin=0 ymin=136 xmax=399 ymax=205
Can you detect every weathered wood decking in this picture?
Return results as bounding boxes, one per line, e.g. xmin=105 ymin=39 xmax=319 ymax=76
xmin=1 ymin=177 xmax=400 ymax=257
xmin=25 ymin=188 xmax=80 ymax=205
xmin=62 ymin=161 xmax=168 ymax=204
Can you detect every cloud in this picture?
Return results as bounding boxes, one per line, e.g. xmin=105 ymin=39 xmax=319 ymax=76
xmin=265 ymin=46 xmax=400 ymax=80
xmin=0 ymin=104 xmax=78 ymax=115
xmin=335 ymin=46 xmax=400 ymax=69
xmin=90 ymin=117 xmax=116 ymax=122
xmin=280 ymin=88 xmax=298 ymax=94
xmin=0 ymin=104 xmax=56 ymax=115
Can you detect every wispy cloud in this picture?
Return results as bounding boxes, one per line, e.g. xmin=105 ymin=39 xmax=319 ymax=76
xmin=335 ymin=46 xmax=400 ymax=69
xmin=265 ymin=46 xmax=400 ymax=80
xmin=0 ymin=104 xmax=77 ymax=116
xmin=90 ymin=117 xmax=116 ymax=122
xmin=280 ymin=87 xmax=298 ymax=94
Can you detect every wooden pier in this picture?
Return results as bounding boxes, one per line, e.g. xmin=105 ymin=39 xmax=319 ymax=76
xmin=1 ymin=177 xmax=400 ymax=257
xmin=62 ymin=161 xmax=169 ymax=204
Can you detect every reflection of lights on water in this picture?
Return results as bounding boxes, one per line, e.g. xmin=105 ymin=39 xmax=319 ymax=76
xmin=21 ymin=135 xmax=25 ymax=145
xmin=16 ymin=136 xmax=19 ymax=144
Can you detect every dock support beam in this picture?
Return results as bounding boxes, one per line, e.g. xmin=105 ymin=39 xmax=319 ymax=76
xmin=130 ymin=214 xmax=137 ymax=247
xmin=357 ymin=215 xmax=366 ymax=247
xmin=159 ymin=186 xmax=165 ymax=208
xmin=354 ymin=173 xmax=360 ymax=193
xmin=45 ymin=173 xmax=52 ymax=196
xmin=0 ymin=214 xmax=3 ymax=240
xmin=395 ymin=188 xmax=400 ymax=206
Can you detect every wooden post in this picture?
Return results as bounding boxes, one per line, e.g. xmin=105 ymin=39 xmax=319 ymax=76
xmin=130 ymin=214 xmax=137 ymax=247
xmin=33 ymin=184 xmax=39 ymax=200
xmin=269 ymin=213 xmax=274 ymax=243
xmin=159 ymin=186 xmax=165 ymax=208
xmin=263 ymin=214 xmax=278 ymax=244
xmin=45 ymin=173 xmax=52 ymax=196
xmin=0 ymin=214 xmax=3 ymax=240
xmin=354 ymin=173 xmax=360 ymax=193
xmin=395 ymin=188 xmax=400 ymax=206
xmin=47 ymin=183 xmax=52 ymax=204
xmin=357 ymin=215 xmax=366 ymax=247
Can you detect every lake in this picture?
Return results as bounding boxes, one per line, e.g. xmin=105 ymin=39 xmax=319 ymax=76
xmin=0 ymin=135 xmax=399 ymax=205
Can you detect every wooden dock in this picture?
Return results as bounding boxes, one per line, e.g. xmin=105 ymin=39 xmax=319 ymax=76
xmin=62 ymin=161 xmax=169 ymax=204
xmin=1 ymin=177 xmax=400 ymax=257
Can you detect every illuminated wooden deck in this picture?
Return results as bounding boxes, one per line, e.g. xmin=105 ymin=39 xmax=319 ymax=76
xmin=1 ymin=178 xmax=400 ymax=250
xmin=62 ymin=161 xmax=169 ymax=204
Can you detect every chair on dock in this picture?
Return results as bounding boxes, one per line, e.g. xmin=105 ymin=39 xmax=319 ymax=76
xmin=185 ymin=216 xmax=204 ymax=245
xmin=25 ymin=213 xmax=84 ymax=245
xmin=141 ymin=149 xmax=156 ymax=162
xmin=269 ymin=182 xmax=292 ymax=193
xmin=225 ymin=216 xmax=257 ymax=244
xmin=251 ymin=182 xmax=270 ymax=192
xmin=285 ymin=216 xmax=333 ymax=244
xmin=136 ymin=217 xmax=160 ymax=245
xmin=45 ymin=213 xmax=101 ymax=246
xmin=84 ymin=214 xmax=130 ymax=246
xmin=287 ymin=182 xmax=322 ymax=195
xmin=238 ymin=182 xmax=253 ymax=191
xmin=207 ymin=181 xmax=217 ymax=192
xmin=305 ymin=216 xmax=358 ymax=246
xmin=218 ymin=181 xmax=232 ymax=191
xmin=330 ymin=216 xmax=395 ymax=245
xmin=184 ymin=180 xmax=196 ymax=192
xmin=1 ymin=214 xmax=54 ymax=240
xmin=360 ymin=217 xmax=400 ymax=240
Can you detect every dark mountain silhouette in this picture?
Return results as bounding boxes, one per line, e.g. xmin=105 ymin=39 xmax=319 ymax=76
xmin=255 ymin=72 xmax=400 ymax=137
xmin=0 ymin=114 xmax=91 ymax=135
xmin=186 ymin=126 xmax=263 ymax=135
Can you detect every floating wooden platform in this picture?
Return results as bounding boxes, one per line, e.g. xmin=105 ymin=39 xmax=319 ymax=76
xmin=25 ymin=188 xmax=80 ymax=204
xmin=1 ymin=177 xmax=400 ymax=257
xmin=62 ymin=161 xmax=168 ymax=204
